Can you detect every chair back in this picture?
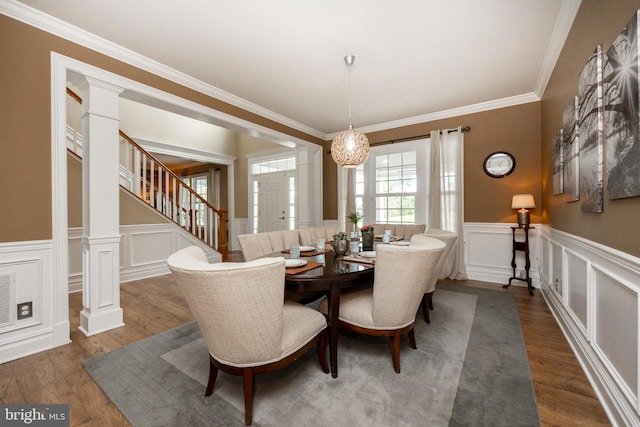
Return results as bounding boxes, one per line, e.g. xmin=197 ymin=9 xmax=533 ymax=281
xmin=424 ymin=228 xmax=459 ymax=281
xmin=372 ymin=239 xmax=445 ymax=327
xmin=167 ymin=246 xmax=287 ymax=366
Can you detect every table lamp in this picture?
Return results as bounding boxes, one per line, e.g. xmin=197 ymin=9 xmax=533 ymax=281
xmin=512 ymin=194 xmax=535 ymax=228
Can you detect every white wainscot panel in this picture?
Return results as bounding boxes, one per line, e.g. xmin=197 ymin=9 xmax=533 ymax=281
xmin=566 ymin=250 xmax=588 ymax=333
xmin=464 ymin=223 xmax=539 ymax=287
xmin=0 ymin=241 xmax=61 ymax=364
xmin=129 ymin=230 xmax=175 ymax=266
xmin=594 ymin=267 xmax=638 ymax=409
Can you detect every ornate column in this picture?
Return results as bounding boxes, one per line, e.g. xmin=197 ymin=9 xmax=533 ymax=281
xmin=75 ymin=76 xmax=124 ymax=336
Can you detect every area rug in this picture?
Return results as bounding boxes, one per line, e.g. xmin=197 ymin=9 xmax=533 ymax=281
xmin=84 ymin=284 xmax=539 ymax=426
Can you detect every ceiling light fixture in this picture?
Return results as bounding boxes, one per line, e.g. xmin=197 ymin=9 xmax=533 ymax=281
xmin=331 ymin=55 xmax=370 ymax=168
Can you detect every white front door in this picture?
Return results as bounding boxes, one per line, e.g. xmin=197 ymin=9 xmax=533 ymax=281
xmin=258 ymin=172 xmax=287 ymax=232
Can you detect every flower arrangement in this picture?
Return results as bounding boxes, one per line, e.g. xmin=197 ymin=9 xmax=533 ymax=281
xmin=361 ymin=224 xmax=374 ymax=233
xmin=333 ymin=231 xmax=349 ymax=241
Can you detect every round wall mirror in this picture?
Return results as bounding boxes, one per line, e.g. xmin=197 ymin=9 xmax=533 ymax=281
xmin=483 ymin=151 xmax=515 ymax=178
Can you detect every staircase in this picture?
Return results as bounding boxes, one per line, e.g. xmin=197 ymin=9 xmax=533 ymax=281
xmin=66 ymin=88 xmax=228 ymax=259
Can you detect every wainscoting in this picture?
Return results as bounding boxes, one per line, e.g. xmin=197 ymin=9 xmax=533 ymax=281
xmin=464 ymin=222 xmax=540 ymax=288
xmin=0 ymin=240 xmax=68 ymax=363
xmin=539 ymin=226 xmax=640 ymax=427
xmin=68 ymin=223 xmax=222 ymax=292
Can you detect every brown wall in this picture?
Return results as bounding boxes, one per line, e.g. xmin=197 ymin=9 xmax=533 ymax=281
xmin=541 ymin=0 xmax=640 ymax=257
xmin=0 ymin=15 xmax=322 ymax=243
xmin=323 ymin=102 xmax=542 ymax=224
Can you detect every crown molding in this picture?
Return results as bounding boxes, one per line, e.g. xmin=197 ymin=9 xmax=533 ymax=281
xmin=2 ymin=0 xmax=569 ymax=143
xmin=345 ymin=92 xmax=541 ymax=137
xmin=535 ymin=0 xmax=582 ymax=97
xmin=0 ymin=0 xmax=325 ymax=140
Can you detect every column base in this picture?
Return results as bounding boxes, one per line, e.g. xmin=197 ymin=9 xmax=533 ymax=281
xmin=79 ymin=306 xmax=124 ymax=336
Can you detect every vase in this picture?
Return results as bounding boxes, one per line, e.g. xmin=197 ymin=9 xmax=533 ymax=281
xmin=333 ymin=239 xmax=348 ymax=255
xmin=362 ymin=232 xmax=374 ymax=251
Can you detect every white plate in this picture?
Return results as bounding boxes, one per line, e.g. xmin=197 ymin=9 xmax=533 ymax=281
xmin=360 ymin=251 xmax=376 ymax=258
xmin=390 ymin=241 xmax=410 ymax=246
xmin=285 ymin=259 xmax=307 ymax=268
xmin=299 ymin=246 xmax=315 ymax=252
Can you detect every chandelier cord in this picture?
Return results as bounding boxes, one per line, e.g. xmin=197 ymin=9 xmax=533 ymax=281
xmin=348 ymin=61 xmax=353 ymax=130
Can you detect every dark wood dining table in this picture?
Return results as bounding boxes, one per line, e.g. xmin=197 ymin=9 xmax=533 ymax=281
xmin=282 ymin=250 xmax=375 ymax=378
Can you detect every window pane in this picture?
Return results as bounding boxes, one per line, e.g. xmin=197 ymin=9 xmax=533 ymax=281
xmin=388 ymin=196 xmax=402 ymax=208
xmin=376 ymin=197 xmax=387 ymax=209
xmin=388 ymin=209 xmax=401 ymax=223
xmin=388 ymin=152 xmax=402 ymax=167
xmin=376 ymin=154 xmax=388 ymax=168
xmin=404 ymin=178 xmax=417 ymax=192
xmin=403 ymin=150 xmax=416 ymax=165
xmin=389 ymin=179 xmax=403 ymax=193
xmin=376 ymin=181 xmax=389 ymax=193
xmin=356 ymin=182 xmax=364 ymax=194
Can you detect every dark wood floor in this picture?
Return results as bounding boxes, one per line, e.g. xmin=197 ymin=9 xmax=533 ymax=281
xmin=0 ymin=251 xmax=610 ymax=426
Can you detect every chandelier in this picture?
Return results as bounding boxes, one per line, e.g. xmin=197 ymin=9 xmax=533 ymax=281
xmin=331 ymin=55 xmax=370 ymax=168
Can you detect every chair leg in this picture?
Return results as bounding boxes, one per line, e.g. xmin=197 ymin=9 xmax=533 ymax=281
xmin=317 ymin=329 xmax=329 ymax=374
xmin=408 ymin=328 xmax=417 ymax=349
xmin=242 ymin=368 xmax=254 ymax=426
xmin=389 ymin=333 xmax=401 ymax=373
xmin=205 ymin=357 xmax=218 ymax=396
xmin=428 ymin=292 xmax=434 ymax=310
xmin=421 ymin=294 xmax=430 ymax=324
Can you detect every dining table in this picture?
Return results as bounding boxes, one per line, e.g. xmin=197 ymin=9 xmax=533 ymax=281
xmin=279 ymin=248 xmax=375 ymax=378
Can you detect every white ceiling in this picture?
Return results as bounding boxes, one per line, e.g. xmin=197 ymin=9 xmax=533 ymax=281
xmin=14 ymin=0 xmax=580 ymax=138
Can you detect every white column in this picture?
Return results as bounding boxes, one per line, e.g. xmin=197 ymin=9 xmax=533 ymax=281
xmin=297 ymin=146 xmax=321 ymax=229
xmin=75 ymin=76 xmax=124 ymax=336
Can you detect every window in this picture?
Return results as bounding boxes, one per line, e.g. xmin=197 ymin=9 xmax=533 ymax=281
xmin=374 ymin=151 xmax=417 ymax=224
xmin=358 ymin=140 xmax=427 ymax=226
xmin=183 ymin=175 xmax=208 ymax=226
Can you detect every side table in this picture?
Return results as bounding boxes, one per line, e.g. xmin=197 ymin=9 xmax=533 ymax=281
xmin=503 ymin=226 xmax=534 ymax=295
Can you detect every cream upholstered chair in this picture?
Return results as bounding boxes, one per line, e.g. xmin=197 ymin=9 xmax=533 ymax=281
xmin=166 ymin=246 xmax=329 ymax=426
xmin=237 ymin=232 xmax=272 ymax=261
xmin=417 ymin=229 xmax=459 ymax=323
xmin=320 ymin=238 xmax=445 ymax=373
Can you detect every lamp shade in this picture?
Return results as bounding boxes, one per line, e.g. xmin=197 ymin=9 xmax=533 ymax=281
xmin=511 ymin=194 xmax=535 ymax=209
xmin=331 ymin=128 xmax=370 ymax=168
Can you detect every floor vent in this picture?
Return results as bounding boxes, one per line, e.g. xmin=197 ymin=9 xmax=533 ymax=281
xmin=0 ymin=273 xmax=16 ymax=328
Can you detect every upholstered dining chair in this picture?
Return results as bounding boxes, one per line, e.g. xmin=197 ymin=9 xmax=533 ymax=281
xmin=320 ymin=238 xmax=445 ymax=373
xmin=166 ymin=246 xmax=329 ymax=426
xmin=417 ymin=229 xmax=459 ymax=324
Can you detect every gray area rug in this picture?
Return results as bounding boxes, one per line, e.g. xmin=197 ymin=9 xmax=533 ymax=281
xmin=84 ymin=284 xmax=539 ymax=426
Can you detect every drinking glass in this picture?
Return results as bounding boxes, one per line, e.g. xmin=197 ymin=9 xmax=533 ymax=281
xmin=316 ymin=238 xmax=326 ymax=252
xmin=290 ymin=244 xmax=300 ymax=259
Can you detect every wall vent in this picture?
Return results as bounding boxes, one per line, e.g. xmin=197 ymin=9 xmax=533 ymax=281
xmin=0 ymin=273 xmax=16 ymax=328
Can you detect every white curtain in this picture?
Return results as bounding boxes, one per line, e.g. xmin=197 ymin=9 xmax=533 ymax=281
xmin=429 ymin=127 xmax=467 ymax=280
xmin=337 ymin=167 xmax=356 ymax=233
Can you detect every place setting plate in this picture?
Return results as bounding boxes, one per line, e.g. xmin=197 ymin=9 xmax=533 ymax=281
xmin=299 ymin=246 xmax=315 ymax=252
xmin=360 ymin=251 xmax=376 ymax=258
xmin=286 ymin=259 xmax=308 ymax=268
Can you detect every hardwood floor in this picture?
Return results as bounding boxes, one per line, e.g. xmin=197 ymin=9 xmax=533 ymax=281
xmin=0 ymin=251 xmax=610 ymax=426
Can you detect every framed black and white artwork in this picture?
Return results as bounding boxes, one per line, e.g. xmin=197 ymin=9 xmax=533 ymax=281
xmin=563 ymin=96 xmax=579 ymax=202
xmin=604 ymin=10 xmax=640 ymax=200
xmin=552 ymin=129 xmax=563 ymax=195
xmin=578 ymin=45 xmax=604 ymax=213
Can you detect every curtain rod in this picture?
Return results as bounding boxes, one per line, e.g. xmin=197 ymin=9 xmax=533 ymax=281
xmin=370 ymin=125 xmax=470 ymax=147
